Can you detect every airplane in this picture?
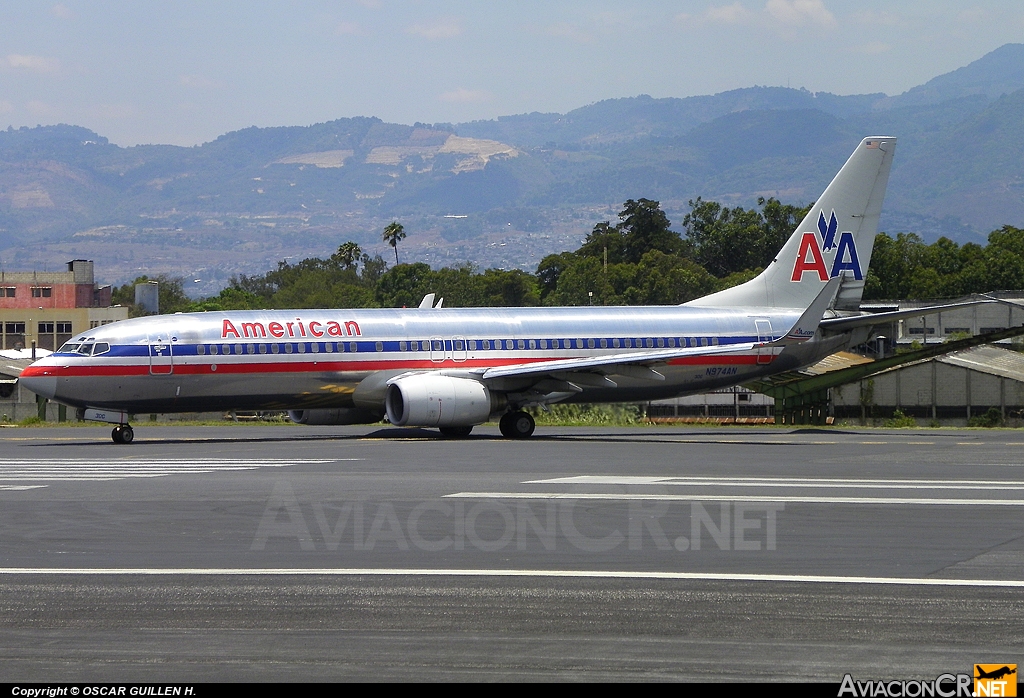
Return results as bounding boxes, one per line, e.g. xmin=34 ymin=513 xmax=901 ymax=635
xmin=18 ymin=135 xmax=969 ymax=444
xmin=975 ymin=666 xmax=1017 ymax=681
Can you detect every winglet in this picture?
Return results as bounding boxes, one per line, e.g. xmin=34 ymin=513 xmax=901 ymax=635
xmin=782 ymin=275 xmax=841 ymax=342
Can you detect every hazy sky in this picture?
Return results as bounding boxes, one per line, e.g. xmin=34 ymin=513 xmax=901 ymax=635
xmin=2 ymin=1 xmax=1022 ymax=147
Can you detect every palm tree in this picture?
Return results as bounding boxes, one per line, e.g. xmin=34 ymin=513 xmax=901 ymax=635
xmin=331 ymin=241 xmax=362 ymax=270
xmin=382 ymin=221 xmax=406 ymax=265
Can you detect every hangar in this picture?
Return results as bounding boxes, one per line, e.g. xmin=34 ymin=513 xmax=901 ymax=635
xmin=832 ymin=344 xmax=1024 ymax=426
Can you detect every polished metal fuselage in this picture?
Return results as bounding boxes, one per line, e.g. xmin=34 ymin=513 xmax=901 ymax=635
xmin=20 ymin=304 xmax=841 ymax=413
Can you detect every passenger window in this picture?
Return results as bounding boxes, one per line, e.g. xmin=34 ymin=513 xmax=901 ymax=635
xmin=349 ymin=342 xmax=358 ymax=352
xmin=400 ymin=341 xmax=407 ymax=351
xmin=600 ymin=339 xmax=607 ymax=349
xmin=657 ymin=338 xmax=665 ymax=348
xmin=259 ymin=344 xmax=267 ymax=354
xmin=271 ymin=344 xmax=280 ymax=354
xmin=247 ymin=344 xmax=256 ymax=354
xmin=587 ymin=339 xmax=595 ymax=349
xmin=311 ymin=342 xmax=319 ymax=353
xmin=375 ymin=341 xmax=384 ymax=352
xmin=712 ymin=337 xmax=719 ymax=346
xmin=197 ymin=345 xmax=206 ymax=356
xmin=285 ymin=343 xmax=293 ymax=354
xmin=297 ymin=343 xmax=306 ymax=353
xmin=455 ymin=339 xmax=465 ymax=351
xmin=528 ymin=340 xmax=535 ymax=350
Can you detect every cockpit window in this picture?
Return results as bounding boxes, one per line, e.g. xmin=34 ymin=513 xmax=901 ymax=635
xmin=77 ymin=343 xmax=94 ymax=356
xmin=58 ymin=342 xmax=81 ymax=353
xmin=93 ymin=342 xmax=110 ymax=355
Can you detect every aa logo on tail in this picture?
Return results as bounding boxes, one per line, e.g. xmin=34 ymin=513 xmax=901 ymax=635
xmin=791 ymin=210 xmax=863 ymax=282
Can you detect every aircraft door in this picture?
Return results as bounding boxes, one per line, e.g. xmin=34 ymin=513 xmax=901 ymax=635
xmin=754 ymin=319 xmax=773 ymax=365
xmin=430 ymin=336 xmax=446 ymax=363
xmin=149 ymin=335 xmax=175 ymax=375
xmin=452 ymin=335 xmax=467 ymax=362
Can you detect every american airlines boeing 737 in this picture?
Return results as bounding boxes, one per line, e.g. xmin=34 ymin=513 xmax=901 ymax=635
xmin=21 ymin=136 xmax=948 ymax=444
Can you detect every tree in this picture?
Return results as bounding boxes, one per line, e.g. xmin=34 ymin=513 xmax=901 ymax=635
xmin=331 ymin=241 xmax=362 ymax=270
xmin=382 ymin=221 xmax=406 ymax=265
xmin=618 ymin=198 xmax=684 ymax=264
xmin=682 ymin=196 xmax=809 ymax=277
xmin=110 ymin=274 xmax=195 ymax=316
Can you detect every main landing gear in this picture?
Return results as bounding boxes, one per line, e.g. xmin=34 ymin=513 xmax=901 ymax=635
xmin=111 ymin=424 xmax=134 ymax=444
xmin=499 ymin=410 xmax=535 ymax=439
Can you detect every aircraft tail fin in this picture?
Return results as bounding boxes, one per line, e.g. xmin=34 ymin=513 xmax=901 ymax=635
xmin=686 ymin=136 xmax=896 ymax=311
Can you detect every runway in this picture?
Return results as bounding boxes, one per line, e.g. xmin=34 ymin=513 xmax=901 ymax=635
xmin=2 ymin=424 xmax=1024 ymax=680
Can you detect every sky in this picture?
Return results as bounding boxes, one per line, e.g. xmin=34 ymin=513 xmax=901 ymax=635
xmin=1 ymin=0 xmax=1023 ymax=147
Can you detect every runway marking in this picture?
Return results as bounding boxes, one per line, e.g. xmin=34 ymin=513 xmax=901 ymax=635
xmin=445 ymin=492 xmax=1024 ymax=506
xmin=527 ymin=475 xmax=1024 ymax=491
xmin=0 ymin=458 xmax=351 ymax=487
xmin=0 ymin=567 xmax=1022 ymax=587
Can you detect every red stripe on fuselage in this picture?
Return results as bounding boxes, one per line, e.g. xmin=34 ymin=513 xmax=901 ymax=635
xmin=23 ymin=352 xmax=771 ymax=379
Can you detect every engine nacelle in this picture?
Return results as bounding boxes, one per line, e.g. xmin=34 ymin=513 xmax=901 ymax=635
xmin=385 ymin=375 xmax=499 ymax=427
xmin=288 ymin=408 xmax=382 ymax=425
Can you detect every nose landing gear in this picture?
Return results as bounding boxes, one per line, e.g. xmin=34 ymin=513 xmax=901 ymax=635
xmin=111 ymin=424 xmax=134 ymax=444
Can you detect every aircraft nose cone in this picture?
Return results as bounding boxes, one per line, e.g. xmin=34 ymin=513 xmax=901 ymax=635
xmin=17 ymin=366 xmax=57 ymax=399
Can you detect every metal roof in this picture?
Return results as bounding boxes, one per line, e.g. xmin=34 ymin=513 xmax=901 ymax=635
xmin=937 ymin=344 xmax=1024 ymax=382
xmin=801 ymin=351 xmax=875 ymax=376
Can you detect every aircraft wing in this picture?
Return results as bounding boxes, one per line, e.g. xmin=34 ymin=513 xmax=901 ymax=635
xmin=820 ymin=300 xmax=997 ymax=333
xmin=477 ymin=341 xmax=759 ymax=382
xmin=479 ymin=276 xmax=841 ymax=383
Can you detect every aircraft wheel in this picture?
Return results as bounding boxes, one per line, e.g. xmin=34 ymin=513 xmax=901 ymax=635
xmin=439 ymin=425 xmax=473 ymax=438
xmin=111 ymin=425 xmax=134 ymax=444
xmin=500 ymin=411 xmax=535 ymax=439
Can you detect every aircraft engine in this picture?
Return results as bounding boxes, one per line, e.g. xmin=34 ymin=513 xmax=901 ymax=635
xmin=385 ymin=375 xmax=499 ymax=427
xmin=288 ymin=408 xmax=383 ymax=425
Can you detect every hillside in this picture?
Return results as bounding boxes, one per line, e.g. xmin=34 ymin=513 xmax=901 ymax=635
xmin=1 ymin=44 xmax=1023 ymax=293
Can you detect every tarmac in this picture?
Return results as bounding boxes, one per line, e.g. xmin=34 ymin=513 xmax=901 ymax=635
xmin=2 ymin=424 xmax=1023 ymax=680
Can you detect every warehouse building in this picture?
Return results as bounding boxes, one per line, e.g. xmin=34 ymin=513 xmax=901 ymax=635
xmin=832 ymin=344 xmax=1024 ymax=426
xmin=887 ymin=292 xmax=1024 ymax=348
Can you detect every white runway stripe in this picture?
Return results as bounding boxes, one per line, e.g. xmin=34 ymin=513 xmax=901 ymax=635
xmin=0 ymin=567 xmax=1021 ymax=587
xmin=445 ymin=492 xmax=1024 ymax=506
xmin=0 ymin=458 xmax=353 ymax=487
xmin=527 ymin=475 xmax=1024 ymax=491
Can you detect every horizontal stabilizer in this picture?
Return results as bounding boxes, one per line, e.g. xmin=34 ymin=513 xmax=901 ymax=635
xmin=820 ymin=300 xmax=997 ymax=333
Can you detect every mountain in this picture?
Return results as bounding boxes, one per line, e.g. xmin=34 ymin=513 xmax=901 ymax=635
xmin=2 ymin=44 xmax=1024 ymax=293
xmin=883 ymin=42 xmax=1024 ymax=108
